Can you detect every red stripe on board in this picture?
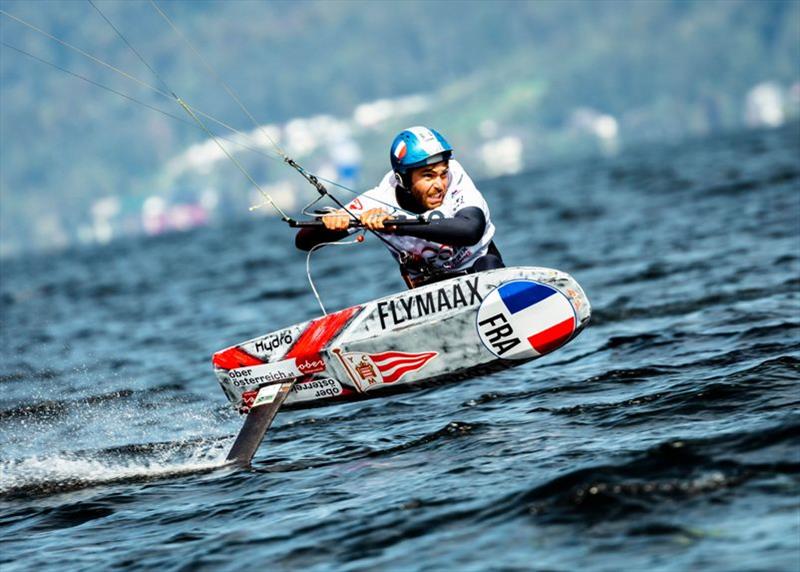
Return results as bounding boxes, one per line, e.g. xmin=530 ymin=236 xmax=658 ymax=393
xmin=212 ymin=346 xmax=264 ymax=369
xmin=528 ymin=317 xmax=575 ymax=355
xmin=285 ymin=306 xmax=362 ymax=360
xmin=375 ymin=352 xmax=438 ymax=383
xmin=214 ymin=306 xmax=360 ymax=371
xmin=370 ymin=350 xmax=437 ymax=364
xmin=381 ymin=358 xmax=436 ymax=383
xmin=377 ymin=356 xmax=431 ymax=371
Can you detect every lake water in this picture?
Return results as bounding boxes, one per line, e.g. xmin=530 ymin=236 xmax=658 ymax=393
xmin=1 ymin=124 xmax=798 ymax=571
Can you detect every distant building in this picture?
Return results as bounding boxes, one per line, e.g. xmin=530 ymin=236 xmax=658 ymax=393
xmin=479 ymin=136 xmax=524 ymax=177
xmin=91 ymin=196 xmax=121 ymax=244
xmin=141 ymin=195 xmax=211 ymax=236
xmin=353 ymin=95 xmax=429 ymax=129
xmin=569 ymin=107 xmax=619 ymax=154
xmin=745 ymin=82 xmax=786 ymax=128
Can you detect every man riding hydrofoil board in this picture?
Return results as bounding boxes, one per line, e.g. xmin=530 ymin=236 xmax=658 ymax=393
xmin=228 ymin=129 xmax=590 ymax=465
xmin=296 ymin=126 xmax=504 ymax=288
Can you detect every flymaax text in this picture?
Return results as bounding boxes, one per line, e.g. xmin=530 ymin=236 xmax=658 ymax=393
xmin=377 ymin=276 xmax=483 ymax=329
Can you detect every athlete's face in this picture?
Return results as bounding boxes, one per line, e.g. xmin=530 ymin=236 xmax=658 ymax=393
xmin=409 ymin=161 xmax=449 ymax=210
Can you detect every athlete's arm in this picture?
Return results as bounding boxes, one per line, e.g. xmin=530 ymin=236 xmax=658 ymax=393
xmin=295 ymin=226 xmax=350 ymax=251
xmin=295 ymin=207 xmax=393 ymax=250
xmin=297 ymin=206 xmax=486 ymax=249
xmin=394 ymin=206 xmax=486 ymax=246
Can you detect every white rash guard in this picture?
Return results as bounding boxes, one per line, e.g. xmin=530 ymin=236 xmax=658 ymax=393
xmin=345 ymin=160 xmax=496 ymax=279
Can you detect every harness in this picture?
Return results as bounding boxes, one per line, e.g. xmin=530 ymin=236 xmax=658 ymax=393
xmin=399 ymin=241 xmax=504 ymax=288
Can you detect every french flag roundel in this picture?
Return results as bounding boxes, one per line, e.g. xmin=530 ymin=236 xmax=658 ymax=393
xmin=476 ymin=280 xmax=576 ymax=360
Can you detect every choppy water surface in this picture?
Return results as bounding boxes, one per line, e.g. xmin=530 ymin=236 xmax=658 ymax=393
xmin=1 ymin=125 xmax=798 ymax=571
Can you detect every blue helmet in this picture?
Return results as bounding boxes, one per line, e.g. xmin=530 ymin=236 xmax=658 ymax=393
xmin=390 ymin=126 xmax=453 ymax=175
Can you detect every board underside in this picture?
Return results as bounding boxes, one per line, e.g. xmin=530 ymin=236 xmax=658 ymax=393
xmin=213 ymin=267 xmax=591 ymax=412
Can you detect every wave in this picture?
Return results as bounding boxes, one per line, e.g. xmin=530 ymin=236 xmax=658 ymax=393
xmin=0 ymin=437 xmax=231 ymax=499
xmin=478 ymin=420 xmax=800 ymax=525
xmin=528 ymin=356 xmax=799 ymax=426
xmin=701 ymin=167 xmax=800 ymax=197
xmin=591 ymin=277 xmax=800 ymax=326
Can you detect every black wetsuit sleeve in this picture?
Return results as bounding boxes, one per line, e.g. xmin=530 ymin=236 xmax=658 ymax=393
xmin=295 ymin=227 xmax=350 ymax=251
xmin=394 ymin=206 xmax=486 ymax=246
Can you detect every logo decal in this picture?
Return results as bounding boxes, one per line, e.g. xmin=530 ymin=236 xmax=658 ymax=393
xmin=376 ymin=276 xmax=482 ymax=330
xmin=253 ymin=329 xmax=295 ymax=355
xmin=297 ymin=357 xmax=325 ymax=374
xmin=566 ymin=288 xmax=583 ymax=311
xmin=394 ymin=140 xmax=407 ymax=159
xmin=408 ymin=126 xmax=444 ymax=154
xmin=226 ymin=361 xmax=298 ymax=387
xmin=333 ymin=349 xmax=438 ymax=391
xmin=348 ymin=198 xmax=363 ymax=211
xmin=252 ymin=383 xmax=282 ymax=408
xmin=476 ymin=280 xmax=576 ymax=360
xmin=241 ymin=389 xmax=258 ymax=412
xmin=288 ymin=378 xmax=343 ymax=401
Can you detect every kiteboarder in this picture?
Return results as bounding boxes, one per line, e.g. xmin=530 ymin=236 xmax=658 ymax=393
xmin=295 ymin=126 xmax=504 ymax=288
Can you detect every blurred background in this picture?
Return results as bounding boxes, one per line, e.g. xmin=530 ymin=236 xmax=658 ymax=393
xmin=1 ymin=0 xmax=798 ymax=257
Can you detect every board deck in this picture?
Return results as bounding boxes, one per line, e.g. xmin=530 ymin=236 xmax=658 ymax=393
xmin=213 ymin=267 xmax=591 ymax=413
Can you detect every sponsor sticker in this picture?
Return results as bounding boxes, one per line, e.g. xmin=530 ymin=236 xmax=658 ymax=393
xmin=252 ymin=329 xmax=295 ymax=356
xmin=376 ymin=275 xmax=483 ymax=330
xmin=241 ymin=389 xmax=258 ymax=411
xmin=288 ymin=377 xmax=344 ymax=401
xmin=296 ymin=357 xmax=326 ymax=375
xmin=408 ymin=127 xmax=444 ymax=154
xmin=566 ymin=288 xmax=583 ymax=311
xmin=226 ymin=354 xmax=326 ymax=388
xmin=227 ymin=361 xmax=298 ymax=387
xmin=252 ymin=383 xmax=281 ymax=408
xmin=333 ymin=348 xmax=438 ymax=392
xmin=476 ymin=280 xmax=576 ymax=360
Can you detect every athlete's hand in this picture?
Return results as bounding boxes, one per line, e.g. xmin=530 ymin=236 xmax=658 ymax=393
xmin=359 ymin=208 xmax=394 ymax=231
xmin=321 ymin=210 xmax=351 ymax=231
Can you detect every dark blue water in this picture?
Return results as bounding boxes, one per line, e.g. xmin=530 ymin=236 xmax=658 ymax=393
xmin=1 ymin=125 xmax=798 ymax=571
